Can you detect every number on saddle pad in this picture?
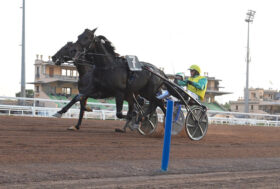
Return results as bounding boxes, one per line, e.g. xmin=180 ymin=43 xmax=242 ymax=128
xmin=125 ymin=55 xmax=143 ymax=71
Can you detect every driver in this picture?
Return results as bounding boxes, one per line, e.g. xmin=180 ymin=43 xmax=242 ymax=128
xmin=176 ymin=65 xmax=207 ymax=101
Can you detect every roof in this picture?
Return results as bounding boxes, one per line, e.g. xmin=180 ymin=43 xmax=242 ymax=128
xmin=260 ymin=101 xmax=280 ymax=106
xmin=206 ymin=90 xmax=232 ymax=96
xmin=35 ymin=60 xmax=76 ymax=68
xmin=202 ymin=102 xmax=225 ymax=111
xmin=28 ymin=79 xmax=77 ymax=84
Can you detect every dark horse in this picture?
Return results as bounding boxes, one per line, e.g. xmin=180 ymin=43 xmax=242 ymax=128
xmin=52 ymin=41 xmax=115 ymax=130
xmin=75 ymin=29 xmax=167 ymax=121
xmin=52 ymin=29 xmax=168 ymax=131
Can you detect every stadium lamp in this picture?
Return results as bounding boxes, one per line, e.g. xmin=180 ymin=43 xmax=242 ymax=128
xmin=244 ymin=10 xmax=256 ymax=114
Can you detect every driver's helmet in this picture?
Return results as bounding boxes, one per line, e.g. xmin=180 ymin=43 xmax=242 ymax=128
xmin=188 ymin=65 xmax=201 ymax=75
xmin=175 ymin=72 xmax=185 ymax=80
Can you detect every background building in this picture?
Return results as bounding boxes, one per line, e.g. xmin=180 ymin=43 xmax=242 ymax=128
xmin=203 ymin=72 xmax=232 ymax=104
xmin=230 ymin=88 xmax=280 ymax=114
xmin=28 ymin=55 xmax=79 ymax=107
xmin=32 ymin=55 xmax=79 ymax=99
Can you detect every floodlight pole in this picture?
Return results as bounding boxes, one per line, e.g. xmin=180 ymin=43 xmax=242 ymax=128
xmin=20 ymin=0 xmax=26 ymax=98
xmin=244 ymin=10 xmax=255 ymax=113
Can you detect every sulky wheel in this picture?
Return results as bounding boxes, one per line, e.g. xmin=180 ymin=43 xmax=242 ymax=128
xmin=137 ymin=104 xmax=158 ymax=136
xmin=171 ymin=104 xmax=185 ymax=135
xmin=185 ymin=105 xmax=208 ymax=140
xmin=162 ymin=104 xmax=185 ymax=135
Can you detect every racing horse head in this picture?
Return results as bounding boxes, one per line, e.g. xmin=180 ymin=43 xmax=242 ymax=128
xmin=52 ymin=27 xmax=97 ymax=65
xmin=52 ymin=42 xmax=76 ymax=65
xmin=76 ymin=28 xmax=98 ymax=49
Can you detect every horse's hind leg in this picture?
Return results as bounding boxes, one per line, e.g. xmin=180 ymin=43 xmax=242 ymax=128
xmin=137 ymin=98 xmax=163 ymax=123
xmin=115 ymin=94 xmax=137 ymax=133
xmin=120 ymin=96 xmax=136 ymax=132
xmin=158 ymin=99 xmax=166 ymax=115
xmin=115 ymin=94 xmax=126 ymax=119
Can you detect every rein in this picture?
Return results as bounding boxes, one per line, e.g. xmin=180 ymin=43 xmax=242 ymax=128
xmin=62 ymin=55 xmax=127 ymax=71
xmin=86 ymin=52 xmax=108 ymax=57
xmin=61 ymin=56 xmax=94 ymax=66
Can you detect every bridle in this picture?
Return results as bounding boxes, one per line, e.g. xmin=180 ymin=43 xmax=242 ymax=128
xmin=57 ymin=34 xmax=126 ymax=71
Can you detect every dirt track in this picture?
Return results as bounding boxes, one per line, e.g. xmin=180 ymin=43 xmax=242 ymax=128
xmin=0 ymin=116 xmax=280 ymax=188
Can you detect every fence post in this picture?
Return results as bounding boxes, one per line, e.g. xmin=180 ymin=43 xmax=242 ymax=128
xmin=102 ymin=111 xmax=106 ymax=120
xmin=32 ymin=98 xmax=35 ymax=117
xmin=161 ymin=100 xmax=174 ymax=172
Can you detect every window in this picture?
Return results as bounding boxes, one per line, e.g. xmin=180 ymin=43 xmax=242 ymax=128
xmin=73 ymin=70 xmax=77 ymax=77
xmin=62 ymin=87 xmax=71 ymax=95
xmin=36 ymin=86 xmax=39 ymax=93
xmin=236 ymin=105 xmax=238 ymax=110
xmin=251 ymin=105 xmax=254 ymax=110
xmin=62 ymin=69 xmax=67 ymax=76
xmin=36 ymin=67 xmax=40 ymax=78
xmin=49 ymin=67 xmax=54 ymax=77
xmin=67 ymin=69 xmax=71 ymax=76
xmin=42 ymin=65 xmax=46 ymax=74
xmin=36 ymin=67 xmax=40 ymax=75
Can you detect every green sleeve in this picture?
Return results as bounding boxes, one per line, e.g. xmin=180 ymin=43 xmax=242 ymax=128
xmin=191 ymin=78 xmax=208 ymax=90
xmin=177 ymin=79 xmax=188 ymax=86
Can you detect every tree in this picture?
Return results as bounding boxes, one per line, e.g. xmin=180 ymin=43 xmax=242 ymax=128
xmin=15 ymin=89 xmax=34 ymax=98
xmin=222 ymin=102 xmax=231 ymax=111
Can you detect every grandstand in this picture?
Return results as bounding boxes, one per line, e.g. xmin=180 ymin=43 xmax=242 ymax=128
xmin=202 ymin=102 xmax=226 ymax=111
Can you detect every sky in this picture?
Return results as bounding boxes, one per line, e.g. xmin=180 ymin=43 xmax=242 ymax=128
xmin=0 ymin=0 xmax=280 ymax=104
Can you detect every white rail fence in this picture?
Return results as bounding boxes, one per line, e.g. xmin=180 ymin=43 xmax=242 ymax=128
xmin=0 ymin=96 xmax=279 ymax=126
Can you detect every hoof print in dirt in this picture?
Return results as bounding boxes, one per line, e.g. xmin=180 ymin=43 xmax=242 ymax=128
xmin=115 ymin=128 xmax=125 ymax=133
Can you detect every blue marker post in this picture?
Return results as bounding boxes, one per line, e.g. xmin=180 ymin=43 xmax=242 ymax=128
xmin=161 ymin=100 xmax=174 ymax=171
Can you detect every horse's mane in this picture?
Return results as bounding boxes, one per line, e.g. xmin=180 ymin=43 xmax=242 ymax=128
xmin=96 ymin=35 xmax=118 ymax=56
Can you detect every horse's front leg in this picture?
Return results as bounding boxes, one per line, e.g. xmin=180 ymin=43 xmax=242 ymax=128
xmin=68 ymin=97 xmax=88 ymax=130
xmin=53 ymin=94 xmax=81 ymax=118
xmin=53 ymin=94 xmax=92 ymax=118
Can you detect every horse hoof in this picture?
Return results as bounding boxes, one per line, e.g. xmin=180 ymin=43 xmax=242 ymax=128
xmin=115 ymin=128 xmax=125 ymax=133
xmin=67 ymin=126 xmax=79 ymax=131
xmin=129 ymin=123 xmax=140 ymax=131
xmin=53 ymin=112 xmax=62 ymax=118
xmin=85 ymin=106 xmax=92 ymax=112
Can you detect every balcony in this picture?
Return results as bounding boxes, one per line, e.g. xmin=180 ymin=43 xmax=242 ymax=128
xmin=40 ymin=74 xmax=78 ymax=82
